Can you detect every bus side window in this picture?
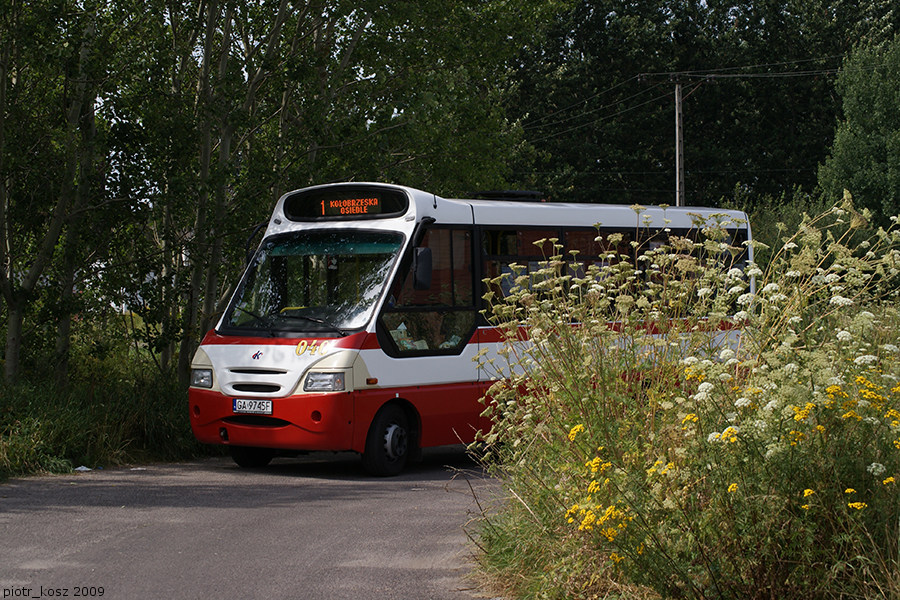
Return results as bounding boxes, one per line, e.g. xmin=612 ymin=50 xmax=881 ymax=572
xmin=380 ymin=228 xmax=476 ymax=356
xmin=481 ymin=228 xmax=558 ymax=300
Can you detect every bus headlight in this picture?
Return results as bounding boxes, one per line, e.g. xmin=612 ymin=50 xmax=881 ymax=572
xmin=304 ymin=372 xmax=346 ymax=392
xmin=190 ymin=368 xmax=213 ymax=388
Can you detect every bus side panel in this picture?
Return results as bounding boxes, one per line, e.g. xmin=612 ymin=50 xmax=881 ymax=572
xmin=189 ymin=388 xmax=355 ymax=452
xmin=350 ymin=382 xmax=493 ymax=453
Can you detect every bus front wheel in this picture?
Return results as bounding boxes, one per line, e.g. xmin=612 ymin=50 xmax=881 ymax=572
xmin=230 ymin=446 xmax=276 ymax=468
xmin=362 ymin=404 xmax=410 ymax=476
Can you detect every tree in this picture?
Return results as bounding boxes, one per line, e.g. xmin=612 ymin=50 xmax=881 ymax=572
xmin=1 ymin=0 xmax=561 ymax=387
xmin=0 ymin=0 xmax=113 ymax=383
xmin=819 ymin=34 xmax=900 ymax=221
xmin=503 ymin=0 xmax=885 ymax=207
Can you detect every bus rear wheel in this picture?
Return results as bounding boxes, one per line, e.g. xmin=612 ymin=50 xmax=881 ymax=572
xmin=230 ymin=446 xmax=276 ymax=468
xmin=362 ymin=404 xmax=410 ymax=476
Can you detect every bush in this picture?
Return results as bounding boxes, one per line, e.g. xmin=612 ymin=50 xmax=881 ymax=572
xmin=0 ymin=376 xmax=202 ymax=480
xmin=725 ymin=185 xmax=830 ymax=269
xmin=472 ymin=194 xmax=900 ymax=599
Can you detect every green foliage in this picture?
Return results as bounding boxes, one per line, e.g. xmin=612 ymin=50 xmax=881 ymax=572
xmin=1 ymin=0 xmax=562 ymax=385
xmin=0 ymin=309 xmax=203 ymax=480
xmin=472 ymin=198 xmax=900 ymax=598
xmin=725 ymin=185 xmax=830 ymax=269
xmin=505 ymin=1 xmax=896 ymax=207
xmin=819 ymin=35 xmax=900 ymax=223
xmin=0 ymin=376 xmax=202 ymax=481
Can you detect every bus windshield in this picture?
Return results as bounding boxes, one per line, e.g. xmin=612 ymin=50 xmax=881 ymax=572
xmin=222 ymin=229 xmax=404 ymax=336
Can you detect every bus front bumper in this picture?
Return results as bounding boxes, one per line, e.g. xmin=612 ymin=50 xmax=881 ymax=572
xmin=188 ymin=388 xmax=355 ymax=452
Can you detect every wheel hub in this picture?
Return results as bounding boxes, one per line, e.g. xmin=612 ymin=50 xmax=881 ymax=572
xmin=383 ymin=423 xmax=408 ymax=461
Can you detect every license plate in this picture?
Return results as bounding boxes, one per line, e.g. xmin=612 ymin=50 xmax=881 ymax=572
xmin=233 ymin=398 xmax=273 ymax=415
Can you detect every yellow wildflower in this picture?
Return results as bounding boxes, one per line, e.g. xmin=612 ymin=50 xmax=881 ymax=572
xmin=721 ymin=426 xmax=738 ymax=443
xmin=861 ymin=388 xmax=886 ymax=404
xmin=568 ymin=424 xmax=585 ymax=441
xmin=792 ymin=402 xmax=815 ymax=422
xmin=579 ymin=510 xmax=597 ymax=531
xmin=827 ymin=384 xmax=849 ymax=399
xmin=855 ymin=375 xmax=877 ymax=388
xmin=684 ymin=366 xmax=705 ymax=382
xmin=845 ymin=488 xmax=856 ymax=494
xmin=884 ymin=477 xmax=895 ymax=485
xmin=803 ymin=488 xmax=815 ymax=497
xmin=727 ymin=483 xmax=738 ymax=493
xmin=848 ymin=502 xmax=868 ymax=510
xmin=585 ymin=456 xmax=610 ymax=474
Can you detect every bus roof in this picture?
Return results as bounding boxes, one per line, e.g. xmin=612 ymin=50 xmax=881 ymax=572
xmin=269 ymin=182 xmax=749 ymax=234
xmin=454 ymin=197 xmax=748 ymax=231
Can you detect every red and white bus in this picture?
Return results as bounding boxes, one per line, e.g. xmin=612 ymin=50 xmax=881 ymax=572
xmin=188 ymin=182 xmax=752 ymax=475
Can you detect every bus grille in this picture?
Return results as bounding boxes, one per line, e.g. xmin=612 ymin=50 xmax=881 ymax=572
xmin=231 ymin=383 xmax=281 ymax=393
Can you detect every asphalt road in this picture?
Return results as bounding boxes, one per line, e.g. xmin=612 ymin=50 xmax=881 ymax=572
xmin=0 ymin=448 xmax=499 ymax=600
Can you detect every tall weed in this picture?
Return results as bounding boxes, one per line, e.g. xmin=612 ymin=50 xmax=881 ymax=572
xmin=473 ymin=193 xmax=900 ymax=599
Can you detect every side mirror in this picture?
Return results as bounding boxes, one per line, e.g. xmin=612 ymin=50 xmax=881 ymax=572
xmin=412 ymin=247 xmax=432 ymax=291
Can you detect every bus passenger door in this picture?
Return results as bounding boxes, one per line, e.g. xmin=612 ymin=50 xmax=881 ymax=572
xmin=375 ymin=225 xmax=485 ymax=445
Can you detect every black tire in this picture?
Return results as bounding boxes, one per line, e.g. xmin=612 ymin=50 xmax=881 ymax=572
xmin=362 ymin=404 xmax=411 ymax=476
xmin=230 ymin=446 xmax=276 ymax=468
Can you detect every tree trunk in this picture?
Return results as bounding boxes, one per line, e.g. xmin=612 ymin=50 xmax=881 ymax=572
xmin=176 ymin=0 xmax=221 ymax=386
xmin=0 ymin=14 xmax=13 ymax=384
xmin=53 ymin=9 xmax=99 ymax=387
xmin=53 ymin=259 xmax=76 ymax=387
xmin=4 ymin=300 xmax=24 ymax=384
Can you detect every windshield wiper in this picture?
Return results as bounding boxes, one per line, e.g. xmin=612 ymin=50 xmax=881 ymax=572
xmin=232 ymin=305 xmax=276 ymax=334
xmin=279 ymin=314 xmax=349 ymax=337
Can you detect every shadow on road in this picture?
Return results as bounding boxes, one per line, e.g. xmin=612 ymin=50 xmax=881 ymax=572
xmin=0 ymin=445 xmax=494 ymax=514
xmin=257 ymin=444 xmax=483 ymax=480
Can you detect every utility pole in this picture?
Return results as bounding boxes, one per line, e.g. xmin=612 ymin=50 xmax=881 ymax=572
xmin=674 ymin=82 xmax=685 ymax=206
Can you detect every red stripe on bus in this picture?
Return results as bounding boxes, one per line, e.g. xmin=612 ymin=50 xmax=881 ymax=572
xmin=473 ymin=318 xmax=740 ymax=344
xmin=199 ymin=329 xmax=370 ymax=349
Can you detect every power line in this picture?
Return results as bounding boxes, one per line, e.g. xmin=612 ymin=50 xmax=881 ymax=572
xmin=524 ymin=80 xmax=669 ymax=132
xmin=638 ymin=54 xmax=846 ymax=78
xmin=641 ymin=61 xmax=892 ymax=81
xmin=527 ymin=85 xmax=674 ymax=144
xmin=521 ymin=56 xmax=856 ymax=144
xmin=663 ymin=68 xmax=841 ymax=80
xmin=521 ymin=75 xmax=642 ymax=129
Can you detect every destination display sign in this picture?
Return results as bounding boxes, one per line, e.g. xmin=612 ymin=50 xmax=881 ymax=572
xmin=320 ymin=196 xmax=382 ymax=216
xmin=283 ymin=186 xmax=409 ymax=221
